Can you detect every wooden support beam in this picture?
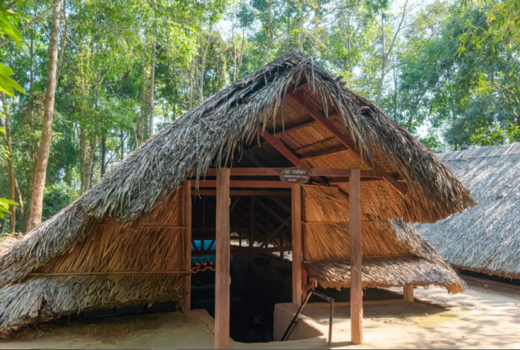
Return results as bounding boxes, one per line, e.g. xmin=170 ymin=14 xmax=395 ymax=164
xmin=261 ymin=216 xmax=291 ymax=248
xmin=193 ymin=180 xmax=292 ymax=189
xmin=258 ymin=127 xmax=304 ymax=166
xmin=349 ymin=169 xmax=363 ymax=345
xmin=182 ymin=181 xmax=192 ymax=314
xmin=196 ymin=167 xmax=382 ymax=178
xmin=215 ymin=168 xmax=231 ymax=349
xmin=253 ymin=197 xmax=291 ymax=229
xmin=288 ymin=89 xmax=408 ymax=195
xmin=292 ymin=184 xmax=303 ymax=307
xmin=403 ymin=285 xmax=414 ymax=303
xmin=258 ymin=127 xmax=323 ymax=183
xmin=192 ymin=246 xmax=291 ymax=256
xmin=193 ymin=190 xmax=291 ymax=197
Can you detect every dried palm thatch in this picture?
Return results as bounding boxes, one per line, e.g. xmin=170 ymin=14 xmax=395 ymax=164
xmin=0 ymin=191 xmax=185 ymax=336
xmin=418 ymin=143 xmax=520 ymax=279
xmin=0 ymin=235 xmax=20 ymax=259
xmin=0 ymin=52 xmax=471 ymax=335
xmin=302 ymin=185 xmax=465 ymax=293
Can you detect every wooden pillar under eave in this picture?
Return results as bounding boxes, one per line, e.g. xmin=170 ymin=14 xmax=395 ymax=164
xmin=350 ymin=169 xmax=363 ymax=345
xmin=215 ymin=168 xmax=231 ymax=349
xmin=404 ymin=285 xmax=414 ymax=303
xmin=182 ymin=181 xmax=192 ymax=314
xmin=291 ymin=184 xmax=303 ymax=307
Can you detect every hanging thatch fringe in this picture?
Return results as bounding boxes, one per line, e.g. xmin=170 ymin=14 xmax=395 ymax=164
xmin=302 ymin=185 xmax=465 ymax=293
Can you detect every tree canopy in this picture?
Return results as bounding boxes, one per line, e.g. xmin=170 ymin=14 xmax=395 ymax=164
xmin=1 ymin=0 xmax=518 ymax=233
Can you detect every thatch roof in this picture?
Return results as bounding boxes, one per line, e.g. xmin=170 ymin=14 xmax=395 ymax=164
xmin=0 ymin=52 xmax=471 ymax=335
xmin=0 ymin=235 xmax=20 ymax=259
xmin=418 ymin=143 xmax=520 ymax=279
xmin=302 ymin=185 xmax=465 ymax=293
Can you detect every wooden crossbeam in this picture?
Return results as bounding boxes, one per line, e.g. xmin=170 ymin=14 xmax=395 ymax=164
xmin=253 ymin=197 xmax=291 ymax=229
xmin=193 ymin=180 xmax=292 ymax=189
xmin=258 ymin=126 xmax=304 ymax=166
xmin=261 ymin=217 xmax=291 ymax=248
xmin=288 ymin=89 xmax=408 ymax=195
xmin=193 ymin=190 xmax=291 ymax=196
xmin=196 ymin=167 xmax=383 ymax=178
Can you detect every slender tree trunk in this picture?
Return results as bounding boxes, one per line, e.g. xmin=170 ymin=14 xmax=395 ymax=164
xmin=27 ymin=1 xmax=61 ymax=232
xmin=15 ymin=178 xmax=23 ymax=216
xmin=149 ymin=36 xmax=156 ymax=139
xmin=1 ymin=94 xmax=16 ymax=232
xmin=299 ymin=0 xmax=304 ymax=52
xmin=263 ymin=0 xmax=274 ymax=64
xmin=56 ymin=0 xmax=67 ymax=81
xmin=377 ymin=13 xmax=386 ymax=104
xmin=100 ymin=136 xmax=106 ymax=177
xmin=29 ymin=28 xmax=34 ymax=95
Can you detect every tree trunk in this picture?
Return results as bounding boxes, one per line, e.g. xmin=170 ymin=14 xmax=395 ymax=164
xmin=1 ymin=94 xmax=16 ymax=233
xmin=27 ymin=1 xmax=61 ymax=232
xmin=263 ymin=0 xmax=274 ymax=64
xmin=149 ymin=36 xmax=156 ymax=139
xmin=100 ymin=136 xmax=106 ymax=177
xmin=56 ymin=0 xmax=67 ymax=81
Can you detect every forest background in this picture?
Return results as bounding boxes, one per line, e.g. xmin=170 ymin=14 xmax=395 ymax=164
xmin=1 ymin=0 xmax=519 ymax=233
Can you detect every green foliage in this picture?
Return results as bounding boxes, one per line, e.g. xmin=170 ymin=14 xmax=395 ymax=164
xmin=0 ymin=198 xmax=17 ymax=219
xmin=42 ymin=183 xmax=77 ymax=221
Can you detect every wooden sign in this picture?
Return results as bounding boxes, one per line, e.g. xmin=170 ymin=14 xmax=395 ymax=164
xmin=279 ymin=167 xmax=311 ymax=184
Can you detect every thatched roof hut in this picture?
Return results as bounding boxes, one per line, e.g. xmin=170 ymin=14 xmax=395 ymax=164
xmin=0 ymin=52 xmax=472 ymax=336
xmin=418 ymin=143 xmax=520 ymax=279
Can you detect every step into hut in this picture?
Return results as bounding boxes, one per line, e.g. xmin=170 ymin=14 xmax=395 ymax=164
xmin=0 ymin=52 xmax=473 ymax=348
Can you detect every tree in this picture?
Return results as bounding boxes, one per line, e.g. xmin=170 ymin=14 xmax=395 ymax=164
xmin=26 ymin=0 xmax=61 ymax=231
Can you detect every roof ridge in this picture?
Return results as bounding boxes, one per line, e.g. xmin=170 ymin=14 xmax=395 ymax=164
xmin=440 ymin=143 xmax=520 ymax=160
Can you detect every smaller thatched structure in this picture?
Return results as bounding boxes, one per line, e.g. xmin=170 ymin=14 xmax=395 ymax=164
xmin=418 ymin=143 xmax=520 ymax=279
xmin=301 ymin=185 xmax=464 ymax=293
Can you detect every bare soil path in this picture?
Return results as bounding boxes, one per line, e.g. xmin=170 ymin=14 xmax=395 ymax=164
xmin=0 ymin=277 xmax=519 ymax=349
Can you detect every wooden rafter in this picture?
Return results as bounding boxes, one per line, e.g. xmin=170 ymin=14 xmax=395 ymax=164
xmin=288 ymin=89 xmax=408 ymax=195
xmin=261 ymin=216 xmax=291 ymax=248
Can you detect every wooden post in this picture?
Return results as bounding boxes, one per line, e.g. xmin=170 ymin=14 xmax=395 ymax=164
xmin=182 ymin=181 xmax=192 ymax=314
xmin=350 ymin=169 xmax=363 ymax=345
xmin=215 ymin=168 xmax=231 ymax=349
xmin=404 ymin=285 xmax=414 ymax=303
xmin=291 ymin=184 xmax=303 ymax=307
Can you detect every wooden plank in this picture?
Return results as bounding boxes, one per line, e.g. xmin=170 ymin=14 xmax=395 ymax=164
xmin=403 ymin=285 xmax=414 ymax=303
xmin=258 ymin=128 xmax=323 ymax=182
xmin=192 ymin=246 xmax=291 ymax=257
xmin=28 ymin=271 xmax=190 ymax=276
xmin=193 ymin=180 xmax=292 ymax=189
xmin=196 ymin=167 xmax=381 ymax=177
xmin=182 ymin=181 xmax=192 ymax=314
xmin=193 ymin=190 xmax=291 ymax=197
xmin=349 ymin=169 xmax=363 ymax=345
xmin=215 ymin=168 xmax=231 ymax=349
xmin=291 ymin=184 xmax=303 ymax=307
xmin=288 ymin=89 xmax=408 ymax=195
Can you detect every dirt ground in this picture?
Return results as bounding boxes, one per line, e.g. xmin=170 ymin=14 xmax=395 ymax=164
xmin=1 ymin=277 xmax=519 ymax=349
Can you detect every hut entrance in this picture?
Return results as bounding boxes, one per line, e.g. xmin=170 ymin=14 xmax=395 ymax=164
xmin=190 ymin=193 xmax=293 ymax=343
